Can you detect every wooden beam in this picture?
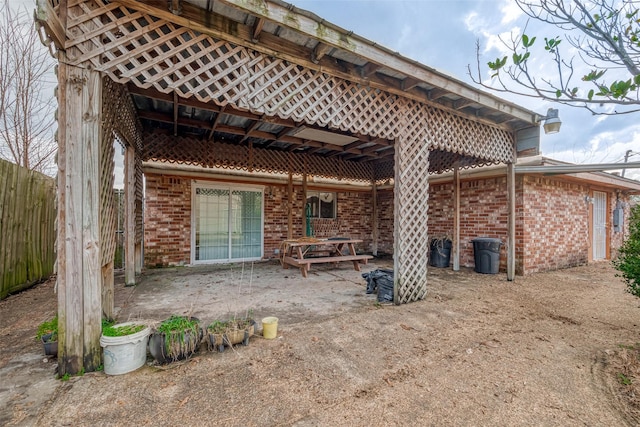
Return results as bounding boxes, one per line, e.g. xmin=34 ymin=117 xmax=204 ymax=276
xmin=173 ymin=92 xmax=179 ymax=136
xmin=359 ymin=62 xmax=381 ymax=78
xmin=507 ymin=162 xmax=516 ymax=281
xmin=454 ymin=98 xmax=475 ymax=110
xmin=287 ymin=166 xmax=293 ymax=239
xmin=452 ymin=164 xmax=460 ymax=271
xmin=168 ymin=0 xmax=182 ymax=15
xmin=240 ymin=119 xmax=262 ymax=143
xmin=35 ymin=0 xmax=65 ymax=50
xmin=372 ymin=180 xmax=378 ymax=256
xmin=252 ymin=17 xmax=265 ymax=41
xmin=56 ymin=58 xmax=103 ymax=375
xmin=124 ymin=145 xmax=136 ymax=286
xmin=207 ymin=110 xmax=224 ymax=140
xmin=302 ymin=173 xmax=307 ymax=237
xmin=402 ymin=77 xmax=421 ymax=91
xmin=311 ymin=42 xmax=331 ymax=64
xmin=428 ymin=88 xmax=449 ymax=101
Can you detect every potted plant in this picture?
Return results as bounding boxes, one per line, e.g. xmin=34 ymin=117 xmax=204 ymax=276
xmin=207 ymin=314 xmax=256 ymax=353
xmin=37 ymin=314 xmax=58 ymax=357
xmin=100 ymin=320 xmax=151 ymax=375
xmin=149 ymin=315 xmax=203 ymax=364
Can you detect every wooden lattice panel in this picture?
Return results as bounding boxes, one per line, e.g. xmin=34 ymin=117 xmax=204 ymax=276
xmin=99 ymin=79 xmax=118 ymax=267
xmin=59 ymin=0 xmax=515 ymax=171
xmin=373 ymin=159 xmax=395 ymax=184
xmin=102 ymin=78 xmax=145 ymax=251
xmin=428 ymin=149 xmax=496 ymax=174
xmin=394 ymin=119 xmax=431 ymax=303
xmin=143 ymin=133 xmax=374 ymax=182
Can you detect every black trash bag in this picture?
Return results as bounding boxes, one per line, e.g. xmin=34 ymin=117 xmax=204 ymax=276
xmin=362 ymin=269 xmax=394 ymax=302
xmin=362 ymin=271 xmax=378 ymax=294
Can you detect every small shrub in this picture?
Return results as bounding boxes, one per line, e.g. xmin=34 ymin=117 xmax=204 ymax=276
xmin=613 ymin=205 xmax=640 ymax=298
xmin=37 ymin=315 xmax=58 ymax=341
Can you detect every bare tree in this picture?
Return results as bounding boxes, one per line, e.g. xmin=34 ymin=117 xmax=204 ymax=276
xmin=469 ymin=0 xmax=640 ymax=115
xmin=0 ymin=0 xmax=56 ymax=174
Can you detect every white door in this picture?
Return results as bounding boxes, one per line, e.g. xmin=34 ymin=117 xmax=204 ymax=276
xmin=592 ymin=191 xmax=607 ymax=260
xmin=193 ymin=184 xmax=263 ymax=263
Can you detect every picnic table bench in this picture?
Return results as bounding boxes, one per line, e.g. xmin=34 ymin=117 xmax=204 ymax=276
xmin=281 ymin=238 xmax=373 ymax=278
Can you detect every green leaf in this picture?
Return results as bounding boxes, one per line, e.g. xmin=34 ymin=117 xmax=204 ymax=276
xmin=522 ymin=34 xmax=536 ymax=48
xmin=588 ymin=89 xmax=594 ymax=100
xmin=555 ymin=89 xmax=562 ymax=98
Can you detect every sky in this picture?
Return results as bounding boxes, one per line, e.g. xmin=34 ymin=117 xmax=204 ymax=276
xmin=9 ymin=0 xmax=639 ymax=181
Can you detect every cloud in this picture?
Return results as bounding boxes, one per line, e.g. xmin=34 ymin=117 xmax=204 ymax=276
xmin=500 ymin=0 xmax=524 ymax=25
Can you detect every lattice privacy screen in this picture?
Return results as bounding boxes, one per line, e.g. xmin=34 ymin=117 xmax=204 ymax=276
xmin=101 ymin=78 xmax=144 ymax=266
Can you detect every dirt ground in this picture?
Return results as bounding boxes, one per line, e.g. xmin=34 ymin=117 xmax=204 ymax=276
xmin=2 ymin=260 xmax=640 ymax=426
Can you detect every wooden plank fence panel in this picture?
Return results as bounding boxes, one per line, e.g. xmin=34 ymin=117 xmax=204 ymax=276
xmin=0 ymin=159 xmax=56 ymax=299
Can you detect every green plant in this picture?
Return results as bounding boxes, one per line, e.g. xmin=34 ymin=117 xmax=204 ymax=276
xmin=157 ymin=315 xmax=201 ymax=359
xmin=206 ymin=316 xmax=253 ymax=335
xmin=36 ymin=314 xmax=58 ymax=342
xmin=102 ymin=322 xmax=146 ymax=337
xmin=613 ymin=205 xmax=640 ymax=298
xmin=618 ymin=372 xmax=633 ymax=386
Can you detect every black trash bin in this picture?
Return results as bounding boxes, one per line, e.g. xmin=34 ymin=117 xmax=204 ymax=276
xmin=472 ymin=237 xmax=502 ymax=274
xmin=429 ymin=238 xmax=452 ymax=268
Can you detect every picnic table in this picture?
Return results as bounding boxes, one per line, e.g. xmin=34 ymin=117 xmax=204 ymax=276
xmin=280 ymin=237 xmax=373 ymax=278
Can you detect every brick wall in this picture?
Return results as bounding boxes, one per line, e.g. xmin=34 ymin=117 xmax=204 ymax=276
xmin=520 ymin=176 xmax=590 ymax=273
xmin=145 ymin=172 xmax=629 ymax=273
xmin=427 ymin=174 xmax=626 ymax=275
xmin=145 ymin=175 xmax=373 ymax=265
xmin=376 ymin=189 xmax=394 ymax=255
xmin=144 ymin=174 xmax=191 ymax=267
xmin=427 ymin=178 xmax=510 ymax=270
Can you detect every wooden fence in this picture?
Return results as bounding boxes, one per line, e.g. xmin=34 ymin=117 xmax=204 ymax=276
xmin=0 ymin=159 xmax=56 ymax=299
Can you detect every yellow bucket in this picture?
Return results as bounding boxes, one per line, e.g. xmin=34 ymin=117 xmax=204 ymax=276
xmin=262 ymin=317 xmax=279 ymax=339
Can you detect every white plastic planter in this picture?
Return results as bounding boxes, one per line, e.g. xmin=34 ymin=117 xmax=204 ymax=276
xmin=100 ymin=322 xmax=151 ymax=375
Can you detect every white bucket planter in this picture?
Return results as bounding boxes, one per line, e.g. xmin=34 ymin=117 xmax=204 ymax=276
xmin=100 ymin=322 xmax=151 ymax=375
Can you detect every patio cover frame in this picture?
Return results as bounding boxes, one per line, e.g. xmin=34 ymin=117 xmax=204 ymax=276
xmin=36 ymin=0 xmax=540 ymax=375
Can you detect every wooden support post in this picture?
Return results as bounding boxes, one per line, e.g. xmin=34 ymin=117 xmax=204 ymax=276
xmin=372 ymin=180 xmax=379 ymax=256
xmin=135 ymin=243 xmax=142 ymax=274
xmin=57 ymin=59 xmax=103 ymax=375
xmin=287 ymin=170 xmax=293 ymax=239
xmin=507 ymin=162 xmax=516 ymax=281
xmin=302 ymin=173 xmax=308 ymax=237
xmin=124 ymin=145 xmax=136 ymax=286
xmin=452 ymin=164 xmax=460 ymax=271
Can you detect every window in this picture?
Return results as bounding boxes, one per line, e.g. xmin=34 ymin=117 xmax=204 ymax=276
xmin=192 ymin=183 xmax=263 ymax=263
xmin=306 ymin=191 xmax=336 ymax=219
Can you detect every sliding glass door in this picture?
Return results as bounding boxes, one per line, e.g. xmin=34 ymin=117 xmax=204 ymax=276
xmin=193 ymin=184 xmax=263 ymax=263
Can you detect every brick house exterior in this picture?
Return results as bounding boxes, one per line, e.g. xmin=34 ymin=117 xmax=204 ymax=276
xmin=144 ymin=159 xmax=640 ymax=275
